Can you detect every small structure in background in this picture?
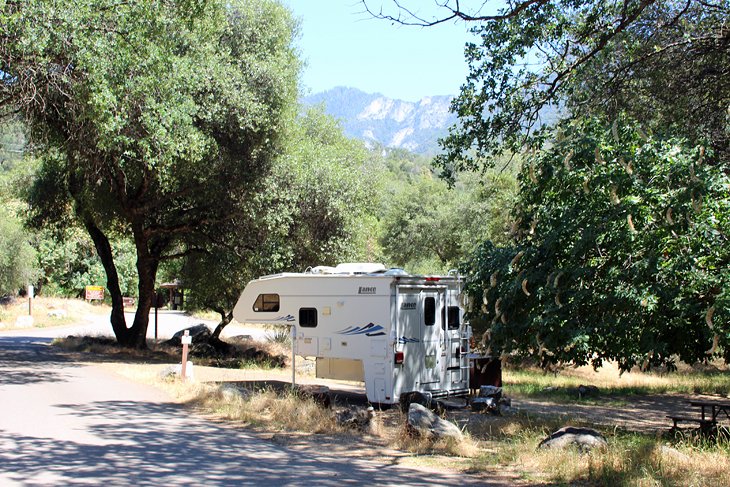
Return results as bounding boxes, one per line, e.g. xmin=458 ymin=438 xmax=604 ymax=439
xmin=160 ymin=280 xmax=184 ymax=310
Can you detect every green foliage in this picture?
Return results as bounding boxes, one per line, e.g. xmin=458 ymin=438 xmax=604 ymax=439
xmin=434 ymin=0 xmax=730 ymax=177
xmin=2 ymin=0 xmax=300 ymax=346
xmin=379 ymin=161 xmax=518 ymax=274
xmin=464 ymin=118 xmax=729 ymax=370
xmin=181 ymin=107 xmax=381 ymax=316
xmin=36 ymin=228 xmax=138 ymax=297
xmin=0 ymin=206 xmax=39 ymax=296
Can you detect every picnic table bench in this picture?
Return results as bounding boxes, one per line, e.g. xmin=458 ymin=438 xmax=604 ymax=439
xmin=668 ymin=400 xmax=730 ymax=432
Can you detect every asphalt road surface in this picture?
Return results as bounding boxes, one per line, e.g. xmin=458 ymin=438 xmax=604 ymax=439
xmin=0 ymin=324 xmax=501 ymax=485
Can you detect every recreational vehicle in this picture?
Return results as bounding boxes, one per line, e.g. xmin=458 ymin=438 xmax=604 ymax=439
xmin=232 ymin=263 xmax=471 ymax=405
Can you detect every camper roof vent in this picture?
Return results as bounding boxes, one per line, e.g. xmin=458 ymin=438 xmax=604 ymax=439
xmin=334 ymin=263 xmax=387 ymax=274
xmin=309 ymin=265 xmax=337 ymax=274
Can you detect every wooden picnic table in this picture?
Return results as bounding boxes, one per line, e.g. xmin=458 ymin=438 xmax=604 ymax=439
xmin=668 ymin=400 xmax=730 ymax=432
xmin=689 ymin=400 xmax=730 ymax=423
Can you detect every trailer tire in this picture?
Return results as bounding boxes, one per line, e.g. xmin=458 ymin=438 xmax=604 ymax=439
xmin=399 ymin=391 xmax=432 ymax=413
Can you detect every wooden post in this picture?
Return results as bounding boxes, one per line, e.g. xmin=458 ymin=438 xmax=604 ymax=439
xmin=181 ymin=330 xmax=190 ymax=380
xmin=27 ymin=285 xmax=33 ymax=316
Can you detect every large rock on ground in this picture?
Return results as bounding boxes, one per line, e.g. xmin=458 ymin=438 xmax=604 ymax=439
xmin=407 ymin=403 xmax=463 ymax=441
xmin=164 ymin=324 xmax=212 ymax=347
xmin=538 ymin=426 xmax=608 ymax=453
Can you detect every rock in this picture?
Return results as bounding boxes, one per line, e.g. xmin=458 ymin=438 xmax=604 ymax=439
xmin=538 ymin=426 xmax=608 ymax=453
xmin=47 ymin=309 xmax=67 ymax=319
xmin=158 ymin=361 xmax=195 ymax=381
xmin=15 ymin=316 xmax=34 ymax=328
xmin=336 ymin=406 xmax=375 ymax=432
xmin=576 ymin=385 xmax=600 ymax=399
xmin=164 ymin=324 xmax=212 ymax=346
xmin=407 ymin=403 xmax=463 ymax=441
xmin=220 ymin=384 xmax=248 ymax=402
xmin=659 ymin=445 xmax=690 ymax=462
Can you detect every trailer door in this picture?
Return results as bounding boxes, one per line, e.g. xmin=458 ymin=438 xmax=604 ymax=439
xmin=420 ymin=290 xmax=443 ymax=384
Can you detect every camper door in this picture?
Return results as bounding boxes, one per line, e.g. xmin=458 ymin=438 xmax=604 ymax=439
xmin=398 ymin=288 xmax=444 ymax=385
xmin=420 ymin=290 xmax=444 ymax=384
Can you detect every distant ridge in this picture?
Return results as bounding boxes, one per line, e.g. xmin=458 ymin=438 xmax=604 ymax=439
xmin=303 ymin=86 xmax=457 ymax=154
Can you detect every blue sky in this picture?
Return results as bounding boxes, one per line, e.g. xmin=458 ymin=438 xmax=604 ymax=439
xmin=284 ymin=1 xmax=475 ymax=102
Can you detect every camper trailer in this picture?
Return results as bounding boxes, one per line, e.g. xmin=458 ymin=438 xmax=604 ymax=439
xmin=232 ymin=263 xmax=471 ymax=405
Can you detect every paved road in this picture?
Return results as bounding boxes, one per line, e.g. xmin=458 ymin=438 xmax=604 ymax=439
xmin=0 ymin=332 xmax=499 ymax=485
xmin=2 ymin=310 xmax=270 ymax=342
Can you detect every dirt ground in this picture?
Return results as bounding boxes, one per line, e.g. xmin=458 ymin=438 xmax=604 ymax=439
xmin=513 ymin=393 xmax=729 ymax=433
xmin=133 ymin=360 xmax=730 ymax=435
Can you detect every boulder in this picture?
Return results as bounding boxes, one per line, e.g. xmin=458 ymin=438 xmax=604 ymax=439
xmin=407 ymin=403 xmax=463 ymax=441
xmin=576 ymin=384 xmax=600 ymax=399
xmin=158 ymin=361 xmax=195 ymax=381
xmin=164 ymin=324 xmax=212 ymax=346
xmin=336 ymin=406 xmax=375 ymax=432
xmin=538 ymin=426 xmax=608 ymax=453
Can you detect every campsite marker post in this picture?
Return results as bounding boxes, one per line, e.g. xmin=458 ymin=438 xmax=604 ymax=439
xmin=181 ymin=330 xmax=191 ymax=380
xmin=27 ymin=285 xmax=33 ymax=316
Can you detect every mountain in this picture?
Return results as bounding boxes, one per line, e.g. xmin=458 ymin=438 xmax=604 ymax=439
xmin=303 ymin=87 xmax=457 ymax=154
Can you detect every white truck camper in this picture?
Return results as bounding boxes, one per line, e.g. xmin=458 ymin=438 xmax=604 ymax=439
xmin=232 ymin=263 xmax=471 ymax=405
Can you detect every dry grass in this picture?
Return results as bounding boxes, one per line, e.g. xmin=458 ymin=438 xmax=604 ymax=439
xmin=0 ymin=296 xmax=107 ymax=329
xmin=505 ymin=361 xmax=730 ymax=398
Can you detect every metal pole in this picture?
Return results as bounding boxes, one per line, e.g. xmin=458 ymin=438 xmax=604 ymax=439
xmin=155 ymin=298 xmax=158 ymax=342
xmin=291 ymin=324 xmax=296 ymax=387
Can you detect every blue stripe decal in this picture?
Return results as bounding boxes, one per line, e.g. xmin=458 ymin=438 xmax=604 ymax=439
xmin=336 ymin=322 xmax=385 ymax=337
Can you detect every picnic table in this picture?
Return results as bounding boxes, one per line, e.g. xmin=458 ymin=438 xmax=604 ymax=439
xmin=668 ymin=400 xmax=730 ymax=432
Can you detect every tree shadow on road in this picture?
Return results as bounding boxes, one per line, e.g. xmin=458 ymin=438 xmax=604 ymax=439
xmin=0 ymin=399 xmax=505 ymax=486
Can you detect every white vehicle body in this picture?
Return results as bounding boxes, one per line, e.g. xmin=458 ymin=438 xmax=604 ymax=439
xmin=232 ymin=263 xmax=470 ymax=405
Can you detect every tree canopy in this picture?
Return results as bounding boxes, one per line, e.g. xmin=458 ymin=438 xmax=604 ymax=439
xmin=180 ymin=106 xmax=382 ymax=335
xmin=1 ymin=0 xmax=299 ymax=347
xmin=367 ymin=0 xmax=729 ymax=368
xmin=365 ymin=0 xmax=730 ymax=177
xmin=465 ymin=118 xmax=728 ymax=370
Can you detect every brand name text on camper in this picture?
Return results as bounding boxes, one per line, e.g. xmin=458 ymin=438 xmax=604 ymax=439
xmin=401 ymin=302 xmax=416 ymax=310
xmin=358 ymin=286 xmax=376 ymax=295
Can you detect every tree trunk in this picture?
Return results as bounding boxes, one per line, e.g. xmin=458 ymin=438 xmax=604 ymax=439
xmin=128 ymin=259 xmax=158 ymax=349
xmin=82 ymin=216 xmax=130 ymax=345
xmin=212 ymin=310 xmax=233 ymax=339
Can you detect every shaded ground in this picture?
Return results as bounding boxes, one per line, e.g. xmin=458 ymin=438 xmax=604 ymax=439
xmin=0 ymin=335 xmax=528 ymax=486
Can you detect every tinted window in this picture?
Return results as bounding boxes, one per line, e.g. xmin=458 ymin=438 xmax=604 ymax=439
xmin=448 ymin=306 xmax=460 ymax=329
xmin=299 ymin=308 xmax=317 ymax=327
xmin=424 ymin=297 xmax=435 ymax=326
xmin=253 ymin=294 xmax=280 ymax=312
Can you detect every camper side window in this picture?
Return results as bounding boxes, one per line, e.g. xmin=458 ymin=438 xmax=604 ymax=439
xmin=299 ymin=308 xmax=317 ymax=327
xmin=424 ymin=297 xmax=435 ymax=326
xmin=253 ymin=294 xmax=280 ymax=312
xmin=448 ymin=306 xmax=460 ymax=329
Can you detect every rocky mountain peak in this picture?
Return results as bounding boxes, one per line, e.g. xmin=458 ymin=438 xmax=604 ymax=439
xmin=303 ymin=87 xmax=456 ymax=154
